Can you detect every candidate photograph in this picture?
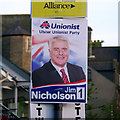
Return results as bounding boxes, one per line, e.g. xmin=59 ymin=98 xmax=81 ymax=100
xmin=32 ymin=35 xmax=86 ymax=87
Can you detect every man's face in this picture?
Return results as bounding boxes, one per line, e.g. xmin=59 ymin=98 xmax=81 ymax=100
xmin=49 ymin=39 xmax=70 ymax=67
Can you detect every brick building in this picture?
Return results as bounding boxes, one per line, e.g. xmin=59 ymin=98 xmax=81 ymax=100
xmin=0 ymin=15 xmax=31 ymax=119
xmin=2 ymin=15 xmax=31 ymax=73
xmin=87 ymin=26 xmax=120 ymax=118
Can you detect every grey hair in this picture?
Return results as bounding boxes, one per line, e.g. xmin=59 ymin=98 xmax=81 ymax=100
xmin=49 ymin=35 xmax=70 ymax=50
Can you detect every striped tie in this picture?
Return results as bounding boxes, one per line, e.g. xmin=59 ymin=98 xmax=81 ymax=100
xmin=60 ymin=69 xmax=69 ymax=83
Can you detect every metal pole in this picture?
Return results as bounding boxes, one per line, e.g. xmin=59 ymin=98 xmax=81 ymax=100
xmin=0 ymin=14 xmax=2 ymax=117
xmin=15 ymin=85 xmax=18 ymax=115
xmin=54 ymin=103 xmax=62 ymax=119
xmin=0 ymin=69 xmax=2 ymax=117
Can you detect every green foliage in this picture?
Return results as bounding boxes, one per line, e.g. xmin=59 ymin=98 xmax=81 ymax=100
xmin=86 ymin=81 xmax=99 ymax=119
xmin=92 ymin=40 xmax=104 ymax=47
xmin=87 ymin=81 xmax=120 ymax=119
xmin=87 ymin=104 xmax=94 ymax=110
xmin=86 ymin=111 xmax=99 ymax=120
xmin=87 ymin=82 xmax=98 ymax=101
xmin=88 ymin=39 xmax=104 ymax=56
xmin=98 ymin=91 xmax=120 ymax=119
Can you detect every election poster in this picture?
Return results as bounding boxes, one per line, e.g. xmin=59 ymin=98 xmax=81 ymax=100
xmin=32 ymin=0 xmax=87 ymax=17
xmin=31 ymin=18 xmax=87 ymax=103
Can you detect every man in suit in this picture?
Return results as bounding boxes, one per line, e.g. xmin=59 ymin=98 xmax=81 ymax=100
xmin=32 ymin=35 xmax=85 ymax=87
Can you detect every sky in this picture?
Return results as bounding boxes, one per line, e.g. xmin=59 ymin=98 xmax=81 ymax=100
xmin=0 ymin=0 xmax=119 ymax=46
xmin=88 ymin=0 xmax=119 ymax=46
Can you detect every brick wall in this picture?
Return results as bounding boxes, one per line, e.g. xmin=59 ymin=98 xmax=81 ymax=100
xmin=22 ymin=36 xmax=31 ymax=72
xmin=2 ymin=35 xmax=31 ymax=73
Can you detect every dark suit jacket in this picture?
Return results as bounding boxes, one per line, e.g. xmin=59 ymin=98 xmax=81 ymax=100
xmin=32 ymin=61 xmax=85 ymax=87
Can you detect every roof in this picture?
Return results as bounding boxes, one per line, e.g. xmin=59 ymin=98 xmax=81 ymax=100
xmin=88 ymin=26 xmax=93 ymax=31
xmin=3 ymin=26 xmax=30 ymax=36
xmin=92 ymin=47 xmax=120 ymax=61
xmin=1 ymin=14 xmax=31 ymax=36
xmin=0 ymin=56 xmax=30 ymax=87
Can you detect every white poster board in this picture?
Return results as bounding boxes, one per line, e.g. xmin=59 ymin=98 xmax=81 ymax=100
xmin=31 ymin=18 xmax=87 ymax=103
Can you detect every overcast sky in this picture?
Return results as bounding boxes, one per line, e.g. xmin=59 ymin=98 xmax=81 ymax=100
xmin=88 ymin=0 xmax=119 ymax=46
xmin=0 ymin=0 xmax=119 ymax=46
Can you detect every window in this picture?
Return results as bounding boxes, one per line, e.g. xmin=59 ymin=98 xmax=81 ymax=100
xmin=26 ymin=37 xmax=31 ymax=52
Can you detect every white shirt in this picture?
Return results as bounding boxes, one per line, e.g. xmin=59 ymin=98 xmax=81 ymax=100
xmin=51 ymin=61 xmax=70 ymax=82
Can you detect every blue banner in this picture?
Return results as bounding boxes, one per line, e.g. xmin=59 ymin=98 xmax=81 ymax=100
xmin=31 ymin=81 xmax=86 ymax=103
